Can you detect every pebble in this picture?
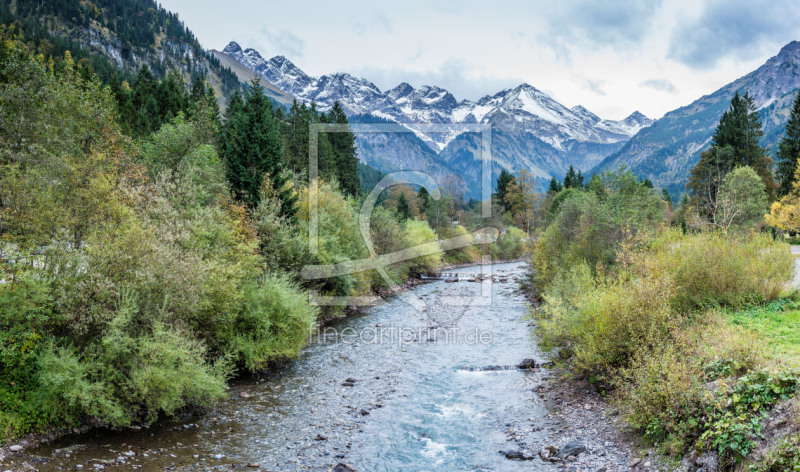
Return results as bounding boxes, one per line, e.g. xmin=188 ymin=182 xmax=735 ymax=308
xmin=9 ymin=445 xmax=23 ymax=452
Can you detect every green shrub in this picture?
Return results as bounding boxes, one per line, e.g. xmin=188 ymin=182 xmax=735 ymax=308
xmin=223 ymin=275 xmax=319 ymax=371
xmin=490 ymin=225 xmax=527 ymax=260
xmin=700 ymin=370 xmax=800 ymax=465
xmin=544 ymin=272 xmax=675 ymax=378
xmin=402 ymin=219 xmax=442 ymax=276
xmin=532 ymin=171 xmax=664 ymax=292
xmin=645 ymin=230 xmax=792 ymax=312
xmin=619 ymin=340 xmax=707 ymax=455
xmin=617 ymin=316 xmax=765 ymax=456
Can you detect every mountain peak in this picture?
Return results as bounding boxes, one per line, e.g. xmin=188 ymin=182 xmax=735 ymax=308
xmin=778 ymin=40 xmax=800 ymax=56
xmin=223 ymin=41 xmax=242 ymax=55
xmin=388 ymin=82 xmax=415 ymax=101
xmin=623 ymin=111 xmax=652 ymax=126
xmin=516 ymin=83 xmax=543 ymax=94
xmin=242 ymin=48 xmax=265 ymax=60
xmin=571 ymin=105 xmax=601 ymax=123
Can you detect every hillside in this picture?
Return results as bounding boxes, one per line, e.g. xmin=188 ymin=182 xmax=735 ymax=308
xmin=2 ymin=0 xmax=240 ymax=103
xmin=594 ymin=41 xmax=800 ymax=195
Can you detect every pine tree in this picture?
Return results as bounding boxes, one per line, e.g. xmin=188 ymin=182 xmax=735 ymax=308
xmin=777 ymin=90 xmax=800 ymax=196
xmin=325 ymin=101 xmax=360 ymax=197
xmin=221 ymin=78 xmax=294 ymax=214
xmin=495 ymin=168 xmax=515 ymax=213
xmin=417 ymin=186 xmax=431 ymax=213
xmin=688 ymin=91 xmax=776 ymax=215
xmin=547 ymin=176 xmax=563 ymax=195
xmin=563 ymin=165 xmax=582 ymax=189
xmin=396 ymin=193 xmax=411 ymax=221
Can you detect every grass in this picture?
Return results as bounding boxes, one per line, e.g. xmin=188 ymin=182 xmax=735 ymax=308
xmin=728 ymin=299 xmax=800 ymax=366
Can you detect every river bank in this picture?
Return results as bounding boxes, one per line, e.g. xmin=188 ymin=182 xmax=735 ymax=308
xmin=1 ymin=261 xmax=670 ymax=472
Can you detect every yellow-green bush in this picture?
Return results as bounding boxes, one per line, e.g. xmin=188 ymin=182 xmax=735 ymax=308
xmin=540 ymin=268 xmax=675 ymax=379
xmin=402 ymin=219 xmax=442 ymax=275
xmin=490 ymin=225 xmax=528 ymax=260
xmin=296 ymin=179 xmax=371 ymax=306
xmin=223 ymin=275 xmax=319 ymax=370
xmin=439 ymin=224 xmax=482 ymax=264
xmin=617 ymin=315 xmax=765 ymax=455
xmin=642 ymin=230 xmax=792 ymax=312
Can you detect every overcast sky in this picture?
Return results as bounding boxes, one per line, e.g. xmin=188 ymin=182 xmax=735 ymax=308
xmin=159 ymin=0 xmax=800 ymax=120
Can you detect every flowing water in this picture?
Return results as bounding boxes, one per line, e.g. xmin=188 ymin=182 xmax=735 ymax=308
xmin=30 ymin=262 xmax=559 ymax=471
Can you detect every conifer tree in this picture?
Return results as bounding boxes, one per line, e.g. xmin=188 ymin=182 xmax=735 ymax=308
xmin=396 ymin=193 xmax=411 ymax=221
xmin=221 ymin=78 xmax=294 ymax=215
xmin=688 ymin=91 xmax=776 ymax=216
xmin=777 ymin=90 xmax=800 ymax=196
xmin=325 ymin=101 xmax=360 ymax=197
xmin=547 ymin=176 xmax=563 ymax=195
xmin=563 ymin=165 xmax=583 ymax=189
xmin=417 ymin=186 xmax=431 ymax=213
xmin=495 ymin=168 xmax=515 ymax=213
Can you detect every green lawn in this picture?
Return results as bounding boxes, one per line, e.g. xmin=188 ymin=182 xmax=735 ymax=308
xmin=728 ymin=300 xmax=800 ymax=365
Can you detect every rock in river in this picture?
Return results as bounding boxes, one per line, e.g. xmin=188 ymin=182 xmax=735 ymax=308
xmin=556 ymin=439 xmax=587 ymax=459
xmin=500 ymin=450 xmax=534 ymax=460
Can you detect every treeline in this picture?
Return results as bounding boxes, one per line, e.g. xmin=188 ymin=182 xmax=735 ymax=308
xmin=528 ymin=89 xmax=800 ymax=468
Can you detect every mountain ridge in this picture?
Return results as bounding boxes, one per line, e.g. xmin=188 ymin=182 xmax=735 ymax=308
xmin=594 ymin=40 xmax=800 ymax=195
xmin=217 ymin=40 xmax=653 ymax=195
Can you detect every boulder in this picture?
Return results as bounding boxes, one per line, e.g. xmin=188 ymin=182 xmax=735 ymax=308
xmin=555 ymin=439 xmax=586 ymax=459
xmin=500 ymin=450 xmax=534 ymax=460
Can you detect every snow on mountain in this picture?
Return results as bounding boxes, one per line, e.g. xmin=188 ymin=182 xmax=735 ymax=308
xmin=218 ymin=41 xmax=649 ymax=151
xmin=222 ymin=41 xmax=313 ymax=96
xmin=217 ymin=41 xmax=653 ymax=193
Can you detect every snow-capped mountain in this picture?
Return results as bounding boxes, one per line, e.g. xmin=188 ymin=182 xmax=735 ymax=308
xmin=217 ymin=40 xmax=653 ymax=195
xmin=595 ymin=40 xmax=800 ymax=196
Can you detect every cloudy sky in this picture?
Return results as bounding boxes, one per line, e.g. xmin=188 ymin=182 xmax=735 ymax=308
xmin=159 ymin=0 xmax=800 ymax=120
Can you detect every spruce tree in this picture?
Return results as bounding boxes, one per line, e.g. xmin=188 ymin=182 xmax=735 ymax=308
xmin=221 ymin=78 xmax=294 ymax=215
xmin=396 ymin=193 xmax=411 ymax=221
xmin=563 ymin=165 xmax=582 ymax=189
xmin=326 ymin=101 xmax=360 ymax=197
xmin=418 ymin=186 xmax=431 ymax=213
xmin=777 ymin=90 xmax=800 ymax=196
xmin=547 ymin=176 xmax=563 ymax=195
xmin=495 ymin=168 xmax=515 ymax=212
xmin=688 ymin=91 xmax=776 ymax=214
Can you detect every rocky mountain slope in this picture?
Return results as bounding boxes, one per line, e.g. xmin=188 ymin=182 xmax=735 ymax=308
xmin=217 ymin=41 xmax=653 ymax=195
xmin=2 ymin=0 xmax=241 ymax=106
xmin=594 ymin=41 xmax=800 ymax=195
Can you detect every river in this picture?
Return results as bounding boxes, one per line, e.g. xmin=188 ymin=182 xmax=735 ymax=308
xmin=29 ymin=262 xmax=560 ymax=471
